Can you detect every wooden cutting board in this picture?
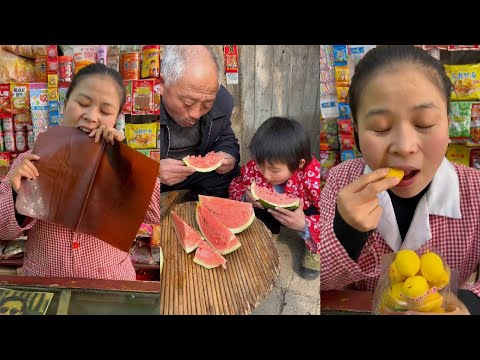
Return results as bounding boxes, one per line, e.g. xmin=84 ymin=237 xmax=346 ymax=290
xmin=159 ymin=201 xmax=280 ymax=315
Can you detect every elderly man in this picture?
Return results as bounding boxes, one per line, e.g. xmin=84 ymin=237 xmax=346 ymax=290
xmin=159 ymin=45 xmax=240 ymax=200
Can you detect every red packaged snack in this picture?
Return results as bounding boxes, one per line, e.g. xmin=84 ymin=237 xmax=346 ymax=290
xmin=132 ymin=79 xmax=154 ymax=115
xmin=0 ymin=84 xmax=11 ymax=118
xmin=154 ymin=78 xmax=160 ymax=115
xmin=122 ymin=80 xmax=132 ymax=114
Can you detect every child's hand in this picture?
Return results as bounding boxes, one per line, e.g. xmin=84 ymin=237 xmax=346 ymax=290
xmin=215 ymin=151 xmax=236 ymax=174
xmin=337 ymin=168 xmax=400 ymax=232
xmin=245 ymin=185 xmax=263 ymax=208
xmin=7 ymin=154 xmax=40 ymax=193
xmin=268 ymin=198 xmax=305 ymax=232
xmin=88 ymin=125 xmax=125 ymax=145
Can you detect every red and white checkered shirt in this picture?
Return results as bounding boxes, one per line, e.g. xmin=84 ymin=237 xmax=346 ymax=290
xmin=0 ymin=151 xmax=161 ymax=280
xmin=229 ymin=158 xmax=321 ymax=253
xmin=321 ymin=158 xmax=480 ymax=297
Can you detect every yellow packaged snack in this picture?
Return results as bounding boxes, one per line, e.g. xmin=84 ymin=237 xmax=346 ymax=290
xmin=125 ymin=122 xmax=157 ymax=149
xmin=446 ymin=143 xmax=470 ymax=166
xmin=445 ymin=63 xmax=480 ymax=100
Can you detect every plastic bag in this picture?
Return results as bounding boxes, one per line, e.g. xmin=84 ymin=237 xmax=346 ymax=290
xmin=0 ymin=48 xmax=35 ymax=83
xmin=372 ymin=248 xmax=456 ymax=315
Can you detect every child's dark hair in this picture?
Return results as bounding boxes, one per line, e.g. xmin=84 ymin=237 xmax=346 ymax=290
xmin=348 ymin=45 xmax=452 ymax=151
xmin=248 ymin=116 xmax=312 ymax=172
xmin=65 ymin=63 xmax=126 ymax=113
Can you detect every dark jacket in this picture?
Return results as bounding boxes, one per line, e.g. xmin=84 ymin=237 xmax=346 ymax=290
xmin=160 ymin=85 xmax=240 ymax=165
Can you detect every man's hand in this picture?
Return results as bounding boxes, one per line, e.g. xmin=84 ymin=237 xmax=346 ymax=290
xmin=215 ymin=151 xmax=236 ymax=174
xmin=160 ymin=158 xmax=195 ymax=186
xmin=268 ymin=198 xmax=306 ymax=232
xmin=7 ymin=154 xmax=41 ymax=193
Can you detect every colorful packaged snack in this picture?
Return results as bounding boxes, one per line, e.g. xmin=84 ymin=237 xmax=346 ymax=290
xmin=445 ymin=64 xmax=480 ymax=101
xmin=449 ymin=101 xmax=472 ymax=139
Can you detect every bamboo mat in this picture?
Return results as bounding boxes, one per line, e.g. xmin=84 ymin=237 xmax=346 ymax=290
xmin=159 ymin=201 xmax=280 ymax=315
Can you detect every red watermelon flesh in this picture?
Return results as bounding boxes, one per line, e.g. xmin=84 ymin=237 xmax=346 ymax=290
xmin=250 ymin=182 xmax=300 ymax=211
xmin=195 ymin=203 xmax=242 ymax=255
xmin=193 ymin=241 xmax=227 ymax=269
xmin=198 ymin=195 xmax=255 ymax=234
xmin=171 ymin=210 xmax=204 ymax=253
xmin=182 ymin=151 xmax=224 ymax=172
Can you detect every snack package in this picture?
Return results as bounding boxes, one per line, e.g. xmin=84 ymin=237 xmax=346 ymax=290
xmin=320 ymin=150 xmax=338 ymax=181
xmin=125 ymin=122 xmax=157 ymax=149
xmin=449 ymin=101 xmax=472 ymax=139
xmin=372 ymin=248 xmax=455 ymax=315
xmin=0 ymin=48 xmax=36 ymax=84
xmin=445 ymin=64 xmax=480 ymax=101
xmin=333 ymin=45 xmax=348 ymax=66
xmin=335 ymin=66 xmax=349 ymax=87
xmin=446 ymin=143 xmax=470 ymax=166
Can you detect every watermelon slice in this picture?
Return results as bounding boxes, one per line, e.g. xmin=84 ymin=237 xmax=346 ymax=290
xmin=193 ymin=241 xmax=227 ymax=269
xmin=171 ymin=210 xmax=204 ymax=253
xmin=198 ymin=195 xmax=255 ymax=234
xmin=182 ymin=151 xmax=224 ymax=172
xmin=195 ymin=203 xmax=242 ymax=255
xmin=250 ymin=182 xmax=300 ymax=211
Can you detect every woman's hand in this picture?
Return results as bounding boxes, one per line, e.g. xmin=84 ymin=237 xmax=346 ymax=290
xmin=7 ymin=154 xmax=40 ymax=193
xmin=88 ymin=125 xmax=125 ymax=145
xmin=337 ymin=168 xmax=400 ymax=232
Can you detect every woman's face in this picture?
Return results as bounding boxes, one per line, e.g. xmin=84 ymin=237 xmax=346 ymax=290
xmin=356 ymin=65 xmax=450 ymax=198
xmin=63 ymin=74 xmax=121 ymax=132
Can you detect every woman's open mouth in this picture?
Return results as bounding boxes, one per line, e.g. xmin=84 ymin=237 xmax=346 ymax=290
xmin=397 ymin=169 xmax=420 ymax=187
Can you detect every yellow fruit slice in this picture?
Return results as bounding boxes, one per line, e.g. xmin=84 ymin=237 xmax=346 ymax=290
xmin=386 ymin=168 xmax=405 ymax=181
xmin=395 ymin=249 xmax=421 ymax=277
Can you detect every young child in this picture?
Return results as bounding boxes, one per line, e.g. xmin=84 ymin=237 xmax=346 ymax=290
xmin=321 ymin=45 xmax=479 ymax=314
xmin=229 ymin=117 xmax=320 ymax=280
xmin=0 ymin=63 xmax=161 ymax=281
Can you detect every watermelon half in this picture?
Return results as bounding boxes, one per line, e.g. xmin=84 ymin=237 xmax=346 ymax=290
xmin=171 ymin=210 xmax=205 ymax=253
xmin=193 ymin=241 xmax=227 ymax=269
xmin=250 ymin=182 xmax=300 ymax=211
xmin=198 ymin=195 xmax=255 ymax=234
xmin=182 ymin=151 xmax=224 ymax=172
xmin=195 ymin=203 xmax=242 ymax=255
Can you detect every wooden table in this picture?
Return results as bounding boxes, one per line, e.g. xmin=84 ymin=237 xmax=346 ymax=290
xmin=321 ymin=290 xmax=374 ymax=315
xmin=158 ymin=201 xmax=280 ymax=315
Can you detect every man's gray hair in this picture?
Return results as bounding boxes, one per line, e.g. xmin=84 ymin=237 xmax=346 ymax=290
xmin=161 ymin=45 xmax=220 ymax=87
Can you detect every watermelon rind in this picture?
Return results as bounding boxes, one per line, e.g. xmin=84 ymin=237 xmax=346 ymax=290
xmin=195 ymin=203 xmax=242 ymax=255
xmin=250 ymin=182 xmax=300 ymax=211
xmin=182 ymin=153 xmax=223 ymax=172
xmin=198 ymin=195 xmax=255 ymax=233
xmin=193 ymin=241 xmax=227 ymax=269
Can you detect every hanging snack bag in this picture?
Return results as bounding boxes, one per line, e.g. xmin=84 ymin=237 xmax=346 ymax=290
xmin=445 ymin=64 xmax=480 ymax=101
xmin=449 ymin=101 xmax=472 ymax=139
